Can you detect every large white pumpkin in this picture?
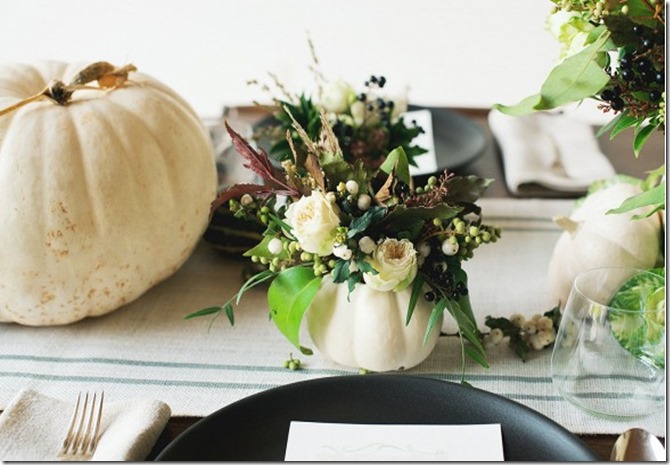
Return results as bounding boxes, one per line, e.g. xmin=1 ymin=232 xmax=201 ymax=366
xmin=0 ymin=61 xmax=217 ymax=325
xmin=306 ymin=278 xmax=442 ymax=371
xmin=548 ymin=182 xmax=662 ymax=307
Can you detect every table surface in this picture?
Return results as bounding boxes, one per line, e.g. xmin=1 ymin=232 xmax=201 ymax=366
xmin=144 ymin=106 xmax=665 ymax=461
xmin=1 ymin=106 xmax=664 ymax=461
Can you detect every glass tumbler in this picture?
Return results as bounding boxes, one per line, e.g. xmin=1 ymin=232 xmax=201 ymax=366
xmin=551 ymin=267 xmax=665 ymax=419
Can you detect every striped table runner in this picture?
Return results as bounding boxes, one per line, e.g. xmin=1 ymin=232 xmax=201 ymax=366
xmin=0 ymin=198 xmax=664 ymax=436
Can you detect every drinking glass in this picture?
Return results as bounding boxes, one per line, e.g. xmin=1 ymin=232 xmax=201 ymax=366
xmin=551 ymin=267 xmax=665 ymax=419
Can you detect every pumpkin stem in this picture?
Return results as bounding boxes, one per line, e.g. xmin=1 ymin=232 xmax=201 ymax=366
xmin=0 ymin=91 xmax=47 ymax=117
xmin=553 ymin=215 xmax=579 ymax=234
xmin=0 ymin=62 xmax=136 ymax=118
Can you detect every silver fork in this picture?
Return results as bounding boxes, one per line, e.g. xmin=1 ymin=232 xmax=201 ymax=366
xmin=58 ymin=392 xmax=104 ymax=461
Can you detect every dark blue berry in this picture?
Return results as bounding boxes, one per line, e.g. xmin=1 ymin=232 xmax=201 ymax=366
xmin=378 ymin=76 xmax=386 ymax=88
xmin=369 ymin=75 xmax=378 ymax=83
xmin=641 ymin=38 xmax=654 ymax=50
xmin=424 ymin=291 xmax=435 ymax=302
xmin=650 ymin=90 xmax=662 ymax=101
xmin=619 ymin=56 xmax=632 ymax=69
xmin=620 ymin=69 xmax=634 ymax=81
xmin=611 ymin=97 xmax=625 ymax=111
xmin=636 ymin=58 xmax=651 ymax=71
xmin=358 ymin=93 xmax=367 ymax=101
xmin=633 ymin=25 xmax=644 ymax=36
xmin=601 ymin=89 xmax=615 ymax=101
xmin=654 ymin=72 xmax=664 ymax=84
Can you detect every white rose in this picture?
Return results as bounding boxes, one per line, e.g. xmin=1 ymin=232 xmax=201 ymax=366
xmin=321 ymin=79 xmax=356 ymax=114
xmin=284 ymin=191 xmax=341 ymax=256
xmin=546 ymin=10 xmax=595 ymax=60
xmin=363 ymin=238 xmax=418 ymax=292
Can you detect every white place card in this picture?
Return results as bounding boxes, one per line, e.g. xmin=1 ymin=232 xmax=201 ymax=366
xmin=404 ymin=109 xmax=438 ymax=176
xmin=284 ymin=421 xmax=504 ymax=461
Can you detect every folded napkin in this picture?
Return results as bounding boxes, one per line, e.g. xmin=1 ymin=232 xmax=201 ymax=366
xmin=488 ymin=110 xmax=616 ymax=197
xmin=0 ymin=389 xmax=171 ymax=461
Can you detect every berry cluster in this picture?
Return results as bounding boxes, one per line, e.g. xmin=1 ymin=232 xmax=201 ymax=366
xmin=599 ymin=23 xmax=665 ymax=120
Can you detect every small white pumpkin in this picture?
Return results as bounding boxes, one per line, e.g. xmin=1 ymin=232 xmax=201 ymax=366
xmin=306 ymin=277 xmax=442 ymax=371
xmin=0 ymin=61 xmax=217 ymax=325
xmin=548 ymin=182 xmax=662 ymax=306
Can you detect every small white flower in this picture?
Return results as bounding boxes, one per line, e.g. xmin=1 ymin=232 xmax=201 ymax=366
xmin=240 ymin=194 xmax=254 ymax=206
xmin=363 ymin=238 xmax=418 ymax=292
xmin=267 ymin=237 xmax=283 ymax=255
xmin=441 ymin=239 xmax=459 ymax=256
xmin=325 ymin=191 xmax=337 ymax=203
xmin=358 ymin=236 xmax=376 ymax=254
xmin=333 ymin=244 xmax=353 ymax=260
xmin=357 ymin=194 xmax=372 ymax=210
xmin=349 ymin=261 xmax=359 ymax=273
xmin=350 ymin=100 xmax=366 ymax=127
xmin=345 ymin=180 xmax=359 ymax=195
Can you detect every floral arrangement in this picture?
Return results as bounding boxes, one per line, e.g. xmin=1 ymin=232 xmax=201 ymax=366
xmin=188 ymin=110 xmax=501 ymax=375
xmin=496 ymin=0 xmax=665 ymax=216
xmin=250 ymin=40 xmax=427 ymax=171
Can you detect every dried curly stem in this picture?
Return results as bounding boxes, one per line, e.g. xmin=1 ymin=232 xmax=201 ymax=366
xmin=0 ymin=62 xmax=136 ymax=118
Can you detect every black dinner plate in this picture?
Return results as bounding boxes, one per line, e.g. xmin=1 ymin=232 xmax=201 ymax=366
xmin=253 ymin=105 xmax=488 ymax=174
xmin=155 ymin=374 xmax=598 ymax=461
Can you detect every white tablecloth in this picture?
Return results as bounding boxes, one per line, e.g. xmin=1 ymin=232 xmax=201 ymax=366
xmin=0 ymin=198 xmax=665 ymax=437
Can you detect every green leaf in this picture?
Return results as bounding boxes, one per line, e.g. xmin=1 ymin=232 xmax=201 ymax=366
xmin=382 ymin=204 xmax=463 ymax=234
xmin=610 ymin=113 xmax=644 ymax=139
xmin=464 ymin=346 xmax=489 ymax=369
xmin=607 ymin=184 xmax=665 ymax=216
xmin=236 ymin=269 xmax=277 ymax=305
xmin=494 ymin=30 xmax=612 ymax=115
xmin=493 ymin=94 xmax=542 ymax=116
xmin=184 ymin=306 xmax=223 ymax=320
xmin=379 ymin=146 xmax=411 ymax=186
xmin=633 ymin=124 xmax=656 ymax=157
xmin=332 ymin=259 xmax=351 ymax=284
xmin=423 ymin=299 xmax=447 ymax=345
xmin=268 ymin=267 xmax=322 ymax=355
xmin=535 ymin=31 xmax=611 ymax=110
xmin=406 ymin=275 xmax=425 ymax=326
xmin=595 ymin=112 xmax=625 ymax=138
xmin=223 ymin=303 xmax=234 ymax=325
xmin=444 ymin=175 xmax=494 ymax=203
xmin=347 ymin=206 xmax=387 ymax=238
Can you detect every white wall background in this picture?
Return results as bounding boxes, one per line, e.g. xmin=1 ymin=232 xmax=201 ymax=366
xmin=2 ymin=0 xmax=562 ymax=118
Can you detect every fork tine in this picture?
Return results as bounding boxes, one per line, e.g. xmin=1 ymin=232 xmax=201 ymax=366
xmin=89 ymin=391 xmax=104 ymax=451
xmin=71 ymin=392 xmax=90 ymax=453
xmin=61 ymin=392 xmax=82 ymax=452
xmin=79 ymin=392 xmax=97 ymax=452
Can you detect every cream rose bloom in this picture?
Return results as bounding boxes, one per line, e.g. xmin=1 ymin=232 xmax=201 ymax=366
xmin=284 ymin=191 xmax=341 ymax=256
xmin=321 ymin=79 xmax=356 ymax=114
xmin=363 ymin=238 xmax=418 ymax=292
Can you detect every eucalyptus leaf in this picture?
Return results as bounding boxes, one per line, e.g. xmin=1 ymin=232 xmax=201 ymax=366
xmin=494 ymin=31 xmax=611 ymax=115
xmin=607 ymin=184 xmax=665 ymax=216
xmin=610 ymin=113 xmax=644 ymax=139
xmin=184 ymin=306 xmax=223 ymax=320
xmin=406 ymin=274 xmax=425 ymax=326
xmin=423 ymin=298 xmax=447 ymax=345
xmin=633 ymin=124 xmax=656 ymax=157
xmin=268 ymin=267 xmax=322 ymax=354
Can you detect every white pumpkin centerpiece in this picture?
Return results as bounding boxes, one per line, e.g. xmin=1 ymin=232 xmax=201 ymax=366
xmin=548 ymin=182 xmax=662 ymax=306
xmin=0 ymin=61 xmax=217 ymax=325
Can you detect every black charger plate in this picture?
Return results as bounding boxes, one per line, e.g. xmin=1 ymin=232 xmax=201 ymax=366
xmin=156 ymin=374 xmax=598 ymax=461
xmin=253 ymin=105 xmax=487 ymax=173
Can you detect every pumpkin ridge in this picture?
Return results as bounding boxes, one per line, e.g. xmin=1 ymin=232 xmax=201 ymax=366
xmin=97 ymin=96 xmax=179 ymax=210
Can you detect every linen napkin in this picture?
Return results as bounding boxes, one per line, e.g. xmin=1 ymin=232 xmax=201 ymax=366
xmin=488 ymin=110 xmax=616 ymax=197
xmin=0 ymin=389 xmax=171 ymax=461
